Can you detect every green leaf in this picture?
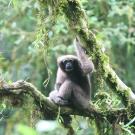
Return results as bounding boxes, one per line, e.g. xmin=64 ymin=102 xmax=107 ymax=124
xmin=14 ymin=124 xmax=37 ymax=135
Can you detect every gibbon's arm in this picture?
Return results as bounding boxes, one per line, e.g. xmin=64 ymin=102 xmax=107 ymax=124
xmin=74 ymin=37 xmax=94 ymax=75
xmin=55 ymin=67 xmax=66 ymax=90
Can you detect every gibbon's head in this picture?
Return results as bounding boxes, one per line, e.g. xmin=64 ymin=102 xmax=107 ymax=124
xmin=57 ymin=55 xmax=81 ymax=73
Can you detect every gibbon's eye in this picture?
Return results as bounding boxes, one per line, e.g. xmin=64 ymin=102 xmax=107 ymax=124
xmin=62 ymin=59 xmax=73 ymax=65
xmin=69 ymin=59 xmax=73 ymax=63
xmin=62 ymin=60 xmax=68 ymax=65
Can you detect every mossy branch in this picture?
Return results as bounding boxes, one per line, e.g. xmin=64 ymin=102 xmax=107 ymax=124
xmin=0 ymin=80 xmax=128 ymax=123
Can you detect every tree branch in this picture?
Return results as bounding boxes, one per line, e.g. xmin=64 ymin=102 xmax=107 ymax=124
xmin=0 ymin=80 xmax=128 ymax=123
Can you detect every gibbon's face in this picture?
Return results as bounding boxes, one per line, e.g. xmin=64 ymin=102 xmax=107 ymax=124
xmin=58 ymin=55 xmax=80 ymax=73
xmin=62 ymin=59 xmax=74 ymax=72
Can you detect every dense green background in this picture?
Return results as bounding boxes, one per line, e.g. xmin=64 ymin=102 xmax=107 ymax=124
xmin=0 ymin=0 xmax=135 ymax=135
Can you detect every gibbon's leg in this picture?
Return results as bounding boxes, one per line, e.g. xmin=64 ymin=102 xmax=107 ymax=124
xmin=71 ymin=84 xmax=90 ymax=110
xmin=50 ymin=81 xmax=90 ymax=110
xmin=49 ymin=80 xmax=73 ymax=106
xmin=49 ymin=90 xmax=69 ymax=105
